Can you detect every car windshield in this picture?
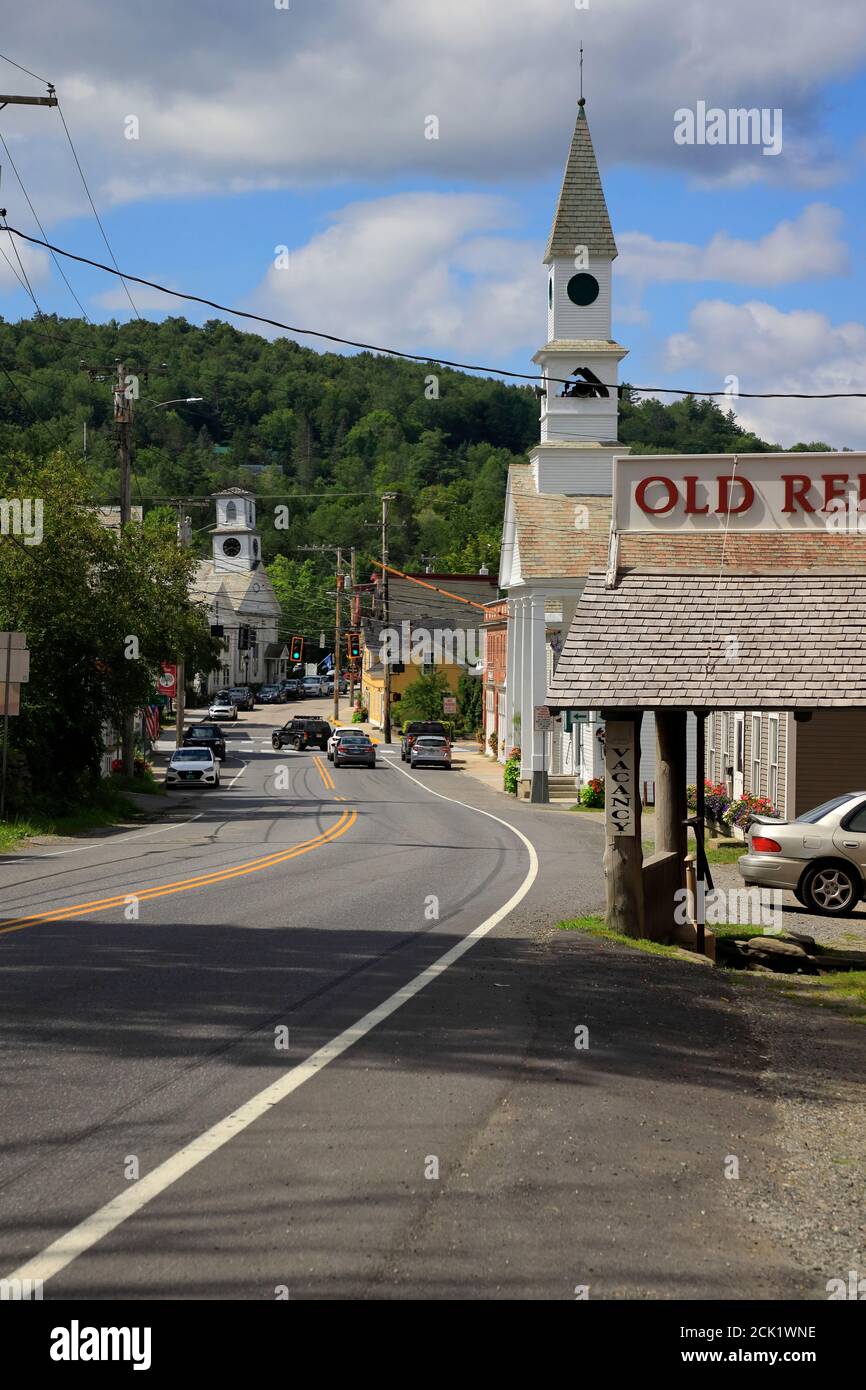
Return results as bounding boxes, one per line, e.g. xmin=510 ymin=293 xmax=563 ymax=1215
xmin=416 ymin=737 xmax=446 ymax=746
xmin=173 ymin=749 xmax=211 ymax=762
xmin=340 ymin=736 xmax=370 ymax=746
xmin=187 ymin=729 xmax=214 ymax=739
xmin=796 ymin=793 xmax=861 ymax=824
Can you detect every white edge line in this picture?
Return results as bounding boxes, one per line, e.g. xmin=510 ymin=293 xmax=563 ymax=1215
xmin=6 ymin=756 xmax=538 ymax=1289
xmin=22 ymin=813 xmax=204 ymax=860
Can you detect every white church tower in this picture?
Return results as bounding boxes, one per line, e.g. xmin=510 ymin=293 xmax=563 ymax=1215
xmin=531 ymin=95 xmax=628 ymax=494
xmin=211 ymin=487 xmax=263 ymax=573
xmin=498 ymin=92 xmax=630 ymax=800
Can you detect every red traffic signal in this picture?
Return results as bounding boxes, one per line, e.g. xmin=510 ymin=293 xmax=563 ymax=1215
xmin=290 ymin=635 xmax=304 ymax=664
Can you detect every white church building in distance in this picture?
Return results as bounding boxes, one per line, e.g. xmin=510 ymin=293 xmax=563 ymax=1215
xmin=499 ymin=95 xmax=696 ymax=801
xmin=191 ymin=488 xmax=288 ymax=693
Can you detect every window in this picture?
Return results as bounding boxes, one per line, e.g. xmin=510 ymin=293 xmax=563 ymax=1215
xmin=225 ymin=500 xmax=237 ymax=522
xmin=768 ymin=715 xmax=779 ymax=807
xmin=751 ymin=715 xmax=762 ymax=795
xmin=721 ymin=713 xmax=730 ymax=774
xmin=708 ymin=716 xmax=717 ymax=783
xmin=845 ymin=802 xmax=866 ymax=833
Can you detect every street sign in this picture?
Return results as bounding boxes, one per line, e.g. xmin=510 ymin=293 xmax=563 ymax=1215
xmin=0 ymin=646 xmax=30 ymax=683
xmin=0 ymin=684 xmax=21 ymax=715
xmin=442 ymin=696 xmax=457 ymax=715
xmin=534 ymin=705 xmax=554 ymax=732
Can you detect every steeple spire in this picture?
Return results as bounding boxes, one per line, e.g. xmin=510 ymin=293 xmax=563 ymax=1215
xmin=544 ymin=87 xmax=616 ymax=263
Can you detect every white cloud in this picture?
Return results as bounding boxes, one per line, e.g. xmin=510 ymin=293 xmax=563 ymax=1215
xmin=0 ymin=0 xmax=864 ymax=217
xmin=0 ymin=233 xmax=50 ymax=294
xmin=619 ymin=204 xmax=849 ymax=286
xmin=663 ymin=299 xmax=866 ymax=449
xmin=250 ymin=192 xmax=541 ymax=360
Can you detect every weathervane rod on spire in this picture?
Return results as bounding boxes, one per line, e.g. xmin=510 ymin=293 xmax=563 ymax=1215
xmin=579 ymin=42 xmax=584 ymax=105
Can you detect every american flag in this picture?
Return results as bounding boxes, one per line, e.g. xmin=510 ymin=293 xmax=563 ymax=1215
xmin=144 ymin=705 xmax=161 ymax=743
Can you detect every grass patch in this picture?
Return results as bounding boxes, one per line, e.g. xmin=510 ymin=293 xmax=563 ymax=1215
xmin=0 ymin=779 xmax=153 ymax=852
xmin=558 ymin=914 xmax=684 ymax=958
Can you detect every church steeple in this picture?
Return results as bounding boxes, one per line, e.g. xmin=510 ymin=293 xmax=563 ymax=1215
xmin=544 ymin=100 xmax=617 ymax=263
xmin=211 ymin=487 xmax=262 ymax=573
xmin=529 ymin=91 xmax=629 ymax=493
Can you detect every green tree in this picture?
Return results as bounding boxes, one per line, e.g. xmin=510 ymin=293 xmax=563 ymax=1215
xmin=396 ymin=669 xmax=452 ymax=726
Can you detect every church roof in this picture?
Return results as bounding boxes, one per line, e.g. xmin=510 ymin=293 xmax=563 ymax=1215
xmin=190 ymin=560 xmax=281 ymax=618
xmin=544 ymin=103 xmax=617 ymax=262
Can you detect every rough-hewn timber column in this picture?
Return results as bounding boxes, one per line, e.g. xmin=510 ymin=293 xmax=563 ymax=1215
xmin=655 ymin=710 xmax=688 ymax=880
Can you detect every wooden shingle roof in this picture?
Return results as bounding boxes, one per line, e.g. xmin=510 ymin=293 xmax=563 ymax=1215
xmin=544 ymin=104 xmax=617 ymax=262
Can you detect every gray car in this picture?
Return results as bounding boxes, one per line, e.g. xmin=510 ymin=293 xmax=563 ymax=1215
xmin=738 ymin=791 xmax=866 ymax=915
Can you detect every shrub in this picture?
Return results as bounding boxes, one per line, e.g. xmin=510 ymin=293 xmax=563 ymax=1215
xmin=725 ymin=792 xmax=779 ymax=832
xmin=487 ymin=732 xmax=498 ymax=756
xmin=351 ymin=706 xmax=368 ymax=723
xmin=686 ymin=779 xmax=731 ymax=824
xmin=579 ymin=776 xmax=604 ymax=809
xmin=503 ymin=755 xmax=520 ymax=795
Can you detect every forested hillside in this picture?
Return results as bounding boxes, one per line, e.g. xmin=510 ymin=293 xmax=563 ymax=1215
xmin=0 ymin=315 xmax=829 ymax=590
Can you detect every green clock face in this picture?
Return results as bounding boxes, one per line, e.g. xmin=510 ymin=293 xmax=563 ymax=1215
xmin=567 ymin=272 xmax=599 ymax=307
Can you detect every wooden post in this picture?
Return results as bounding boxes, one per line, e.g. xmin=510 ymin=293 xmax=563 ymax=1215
xmin=601 ymin=710 xmax=644 ymax=938
xmin=655 ymin=710 xmax=688 ymax=873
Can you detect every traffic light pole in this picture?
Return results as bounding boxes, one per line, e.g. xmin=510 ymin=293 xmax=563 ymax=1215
xmin=333 ymin=547 xmax=342 ymax=724
xmin=115 ymin=361 xmax=136 ymax=778
xmin=381 ymin=494 xmax=395 ymax=745
xmin=349 ymin=548 xmax=356 ymax=709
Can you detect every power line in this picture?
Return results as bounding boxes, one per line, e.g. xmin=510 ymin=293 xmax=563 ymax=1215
xmin=3 ymin=222 xmax=863 ymax=401
xmin=0 ymin=126 xmax=91 ymax=320
xmin=53 ymin=100 xmax=141 ymax=321
xmin=0 ymin=51 xmax=52 ymax=86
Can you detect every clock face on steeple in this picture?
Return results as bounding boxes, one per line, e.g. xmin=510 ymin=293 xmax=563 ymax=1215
xmin=566 ymin=272 xmax=599 ymax=307
xmin=222 ymin=537 xmax=241 ymax=558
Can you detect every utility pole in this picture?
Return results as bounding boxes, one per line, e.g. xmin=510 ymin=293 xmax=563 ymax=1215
xmin=115 ymin=361 xmax=136 ymax=776
xmin=349 ymin=547 xmax=356 ymax=710
xmin=175 ymin=508 xmax=191 ymax=748
xmin=381 ymin=493 xmax=397 ymax=744
xmin=333 ymin=547 xmax=342 ymax=724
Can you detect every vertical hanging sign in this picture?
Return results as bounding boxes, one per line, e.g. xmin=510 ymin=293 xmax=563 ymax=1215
xmin=605 ymin=720 xmax=637 ymax=837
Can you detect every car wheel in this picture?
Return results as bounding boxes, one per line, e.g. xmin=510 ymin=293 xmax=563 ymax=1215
xmin=291 ymin=737 xmax=302 ymax=751
xmin=800 ymin=861 xmax=860 ymax=916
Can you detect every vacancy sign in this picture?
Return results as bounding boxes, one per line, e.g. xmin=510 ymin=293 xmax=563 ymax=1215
xmin=612 ymin=452 xmax=866 ymax=533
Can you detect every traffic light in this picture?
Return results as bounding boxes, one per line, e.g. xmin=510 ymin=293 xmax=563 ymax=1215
xmin=290 ymin=635 xmax=304 ymax=664
xmin=346 ymin=631 xmax=361 ymax=661
xmin=237 ymin=624 xmax=250 ymax=651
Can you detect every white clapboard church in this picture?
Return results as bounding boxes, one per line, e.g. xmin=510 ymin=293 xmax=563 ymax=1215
xmin=498 ymin=95 xmax=695 ymax=800
xmin=191 ymin=488 xmax=288 ymax=693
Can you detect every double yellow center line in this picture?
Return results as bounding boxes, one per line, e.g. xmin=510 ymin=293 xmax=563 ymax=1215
xmin=313 ymin=754 xmax=335 ymax=791
xmin=0 ymin=809 xmax=356 ymax=936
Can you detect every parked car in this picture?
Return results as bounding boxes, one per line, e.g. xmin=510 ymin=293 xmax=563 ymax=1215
xmin=280 ymin=677 xmax=302 ymax=698
xmin=228 ymin=686 xmax=255 ymax=711
xmin=257 ymin=684 xmax=285 ymax=704
xmin=272 ymin=716 xmax=332 ymax=752
xmin=208 ymin=698 xmax=237 ymax=722
xmin=182 ymin=722 xmax=226 ymax=761
xmin=738 ymin=790 xmax=866 ymax=915
xmin=302 ymin=675 xmax=325 ymax=698
xmin=333 ymin=734 xmax=375 ymax=769
xmin=410 ymin=735 xmax=452 ymax=769
xmin=401 ymin=721 xmax=448 ymax=761
xmin=165 ymin=747 xmax=220 ymax=788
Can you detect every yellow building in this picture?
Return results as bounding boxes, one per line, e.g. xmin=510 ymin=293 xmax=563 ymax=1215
xmin=359 ymin=571 xmax=497 ymax=730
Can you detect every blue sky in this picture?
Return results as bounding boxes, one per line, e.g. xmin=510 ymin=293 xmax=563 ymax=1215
xmin=1 ymin=0 xmax=865 ymax=447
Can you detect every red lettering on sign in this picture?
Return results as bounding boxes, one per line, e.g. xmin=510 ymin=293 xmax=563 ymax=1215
xmin=716 ymin=475 xmax=755 ymax=515
xmin=683 ymin=476 xmax=709 ymax=515
xmin=822 ymin=474 xmax=851 ymax=510
xmin=782 ymin=475 xmax=816 ymax=514
xmin=635 ymin=476 xmax=678 ymax=515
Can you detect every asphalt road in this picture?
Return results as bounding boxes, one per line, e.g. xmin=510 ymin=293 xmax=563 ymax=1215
xmin=0 ymin=701 xmax=811 ymax=1299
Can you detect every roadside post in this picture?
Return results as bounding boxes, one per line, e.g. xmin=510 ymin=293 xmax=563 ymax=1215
xmin=0 ymin=632 xmax=30 ymax=820
xmin=600 ymin=711 xmax=644 ymax=937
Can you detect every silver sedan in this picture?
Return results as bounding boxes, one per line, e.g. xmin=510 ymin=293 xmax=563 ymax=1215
xmin=738 ymin=791 xmax=866 ymax=915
